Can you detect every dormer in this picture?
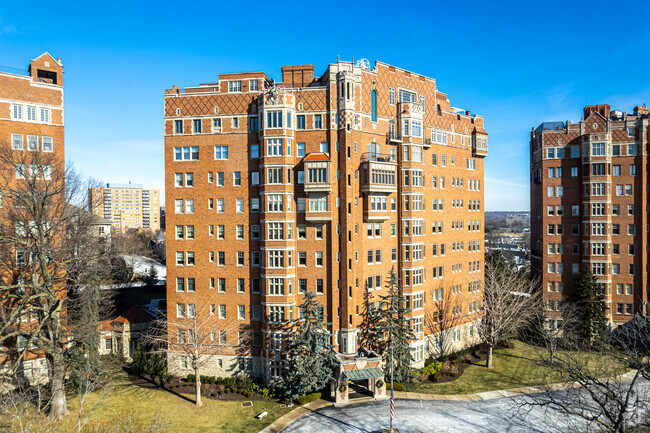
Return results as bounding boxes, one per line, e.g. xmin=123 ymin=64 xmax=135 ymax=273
xmin=28 ymin=52 xmax=63 ymax=86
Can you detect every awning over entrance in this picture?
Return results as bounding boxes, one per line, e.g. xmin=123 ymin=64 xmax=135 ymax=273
xmin=343 ymin=367 xmax=384 ymax=381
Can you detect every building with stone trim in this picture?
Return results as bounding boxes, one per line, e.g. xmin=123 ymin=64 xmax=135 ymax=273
xmin=530 ymin=104 xmax=650 ymax=324
xmin=0 ymin=52 xmax=65 ymax=384
xmin=164 ymin=59 xmax=486 ymax=382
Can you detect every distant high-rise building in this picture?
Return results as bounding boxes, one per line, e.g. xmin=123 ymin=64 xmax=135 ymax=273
xmin=0 ymin=52 xmax=65 ymax=381
xmin=164 ymin=59 xmax=487 ymax=381
xmin=89 ymin=183 xmax=160 ymax=232
xmin=530 ymin=104 xmax=650 ymax=323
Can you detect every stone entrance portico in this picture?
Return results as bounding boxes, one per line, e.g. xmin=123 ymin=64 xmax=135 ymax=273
xmin=333 ymin=347 xmax=386 ymax=404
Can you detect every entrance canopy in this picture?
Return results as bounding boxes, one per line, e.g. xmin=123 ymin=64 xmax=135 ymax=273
xmin=343 ymin=367 xmax=384 ymax=381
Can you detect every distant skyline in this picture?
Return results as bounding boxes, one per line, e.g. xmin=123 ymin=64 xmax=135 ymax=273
xmin=1 ymin=0 xmax=649 ymax=211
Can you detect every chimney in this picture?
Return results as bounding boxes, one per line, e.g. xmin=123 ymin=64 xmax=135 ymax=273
xmin=281 ymin=65 xmax=315 ymax=88
xmin=583 ymin=104 xmax=611 ymax=119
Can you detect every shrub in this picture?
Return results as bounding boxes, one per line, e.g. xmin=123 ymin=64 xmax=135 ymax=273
xmin=387 ymin=383 xmax=405 ymax=391
xmin=225 ymin=387 xmax=231 ymax=394
xmin=200 ymin=375 xmax=216 ymax=384
xmin=186 ymin=374 xmax=196 ymax=384
xmin=422 ymin=362 xmax=443 ymax=376
xmin=297 ymin=392 xmax=321 ymax=405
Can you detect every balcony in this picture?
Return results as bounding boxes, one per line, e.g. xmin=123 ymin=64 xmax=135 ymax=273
xmin=360 ymin=153 xmax=398 ymax=194
xmin=386 ymin=130 xmax=402 ymax=143
xmin=303 ymin=153 xmax=331 ymax=193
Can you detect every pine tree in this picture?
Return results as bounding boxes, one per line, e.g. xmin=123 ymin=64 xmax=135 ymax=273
xmin=375 ymin=267 xmax=415 ymax=384
xmin=572 ymin=269 xmax=608 ymax=347
xmin=283 ymin=291 xmax=339 ymax=401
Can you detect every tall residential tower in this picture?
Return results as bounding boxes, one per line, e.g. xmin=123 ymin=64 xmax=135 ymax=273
xmin=164 ymin=59 xmax=486 ymax=380
xmin=531 ymin=104 xmax=650 ymax=323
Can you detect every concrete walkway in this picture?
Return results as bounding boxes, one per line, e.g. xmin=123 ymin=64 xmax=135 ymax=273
xmin=261 ymin=371 xmax=640 ymax=433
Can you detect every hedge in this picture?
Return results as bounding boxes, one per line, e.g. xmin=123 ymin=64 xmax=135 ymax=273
xmin=297 ymin=392 xmax=322 ymax=405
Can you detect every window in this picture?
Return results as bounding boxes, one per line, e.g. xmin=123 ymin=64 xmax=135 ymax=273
xmin=314 ymin=115 xmax=322 ymax=129
xmin=233 ymin=172 xmax=241 ymax=186
xmin=370 ymin=89 xmax=378 ymax=122
xmin=592 ymin=163 xmax=605 ymax=176
xmin=236 ymin=198 xmax=244 ymax=213
xmin=315 ymin=252 xmax=323 ymax=267
xmin=12 ymin=104 xmax=23 ymax=120
xmin=296 ymin=115 xmax=306 ymax=130
xmin=266 ymin=111 xmax=283 ymax=129
xmin=613 ymin=165 xmax=621 ymax=176
xmin=193 ymin=119 xmax=202 ymax=134
xmin=228 ymin=80 xmax=242 ymax=92
xmin=249 ymin=79 xmax=258 ymax=91
xmin=216 ymin=172 xmax=224 ymax=186
xmin=214 ymin=146 xmax=229 ymax=160
xmin=232 ymin=118 xmax=239 ymax=128
xmin=216 ymin=198 xmax=224 ymax=213
xmin=320 ymin=142 xmax=328 ymax=153
xmin=251 ymin=144 xmax=259 ymax=159
xmin=12 ymin=134 xmax=23 ymax=150
xmin=40 ymin=108 xmax=49 ymax=123
xmin=250 ymin=117 xmax=258 ymax=131
xmin=309 ymin=195 xmax=328 ymax=212
xmin=591 ymin=142 xmax=605 ymax=156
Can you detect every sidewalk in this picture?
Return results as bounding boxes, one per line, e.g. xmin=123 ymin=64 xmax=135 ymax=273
xmin=260 ymin=371 xmax=639 ymax=433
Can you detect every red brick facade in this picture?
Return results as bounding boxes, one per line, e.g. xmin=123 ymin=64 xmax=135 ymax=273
xmin=0 ymin=52 xmax=65 ymax=381
xmin=164 ymin=60 xmax=486 ymax=379
xmin=530 ymin=104 xmax=650 ymax=324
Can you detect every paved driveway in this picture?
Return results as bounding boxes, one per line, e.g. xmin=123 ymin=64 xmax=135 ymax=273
xmin=281 ymin=384 xmax=650 ymax=433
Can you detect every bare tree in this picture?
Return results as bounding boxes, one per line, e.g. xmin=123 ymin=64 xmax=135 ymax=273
xmin=0 ymin=384 xmax=55 ymax=433
xmin=0 ymin=142 xmax=106 ymax=419
xmin=526 ymin=302 xmax=582 ymax=365
xmin=478 ymin=256 xmax=540 ymax=368
xmin=425 ymin=282 xmax=466 ymax=360
xmin=146 ymin=292 xmax=246 ymax=406
xmin=518 ymin=342 xmax=650 ymax=432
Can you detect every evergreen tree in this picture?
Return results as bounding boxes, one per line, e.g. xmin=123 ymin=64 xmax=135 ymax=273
xmin=358 ymin=281 xmax=382 ymax=353
xmin=375 ymin=267 xmax=415 ymax=384
xmin=572 ymin=269 xmax=608 ymax=347
xmin=283 ymin=291 xmax=339 ymax=401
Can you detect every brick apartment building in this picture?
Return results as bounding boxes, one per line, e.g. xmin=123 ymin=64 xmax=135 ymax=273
xmin=530 ymin=104 xmax=650 ymax=324
xmin=0 ymin=52 xmax=65 ymax=382
xmin=89 ymin=183 xmax=160 ymax=233
xmin=164 ymin=59 xmax=487 ymax=380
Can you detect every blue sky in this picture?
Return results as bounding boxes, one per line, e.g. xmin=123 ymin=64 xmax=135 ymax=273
xmin=1 ymin=0 xmax=649 ymax=211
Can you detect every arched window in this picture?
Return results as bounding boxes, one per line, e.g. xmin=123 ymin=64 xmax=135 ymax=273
xmin=371 ymin=90 xmax=377 ymax=122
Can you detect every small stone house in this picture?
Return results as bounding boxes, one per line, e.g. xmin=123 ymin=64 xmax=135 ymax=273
xmin=98 ymin=305 xmax=157 ymax=360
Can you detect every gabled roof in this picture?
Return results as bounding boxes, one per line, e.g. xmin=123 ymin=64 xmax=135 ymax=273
xmin=473 ymin=126 xmax=488 ymax=135
xmin=97 ymin=320 xmax=114 ymax=331
xmin=113 ymin=305 xmax=157 ymax=324
xmin=31 ymin=52 xmax=58 ymax=64
xmin=303 ymin=153 xmax=331 ymax=162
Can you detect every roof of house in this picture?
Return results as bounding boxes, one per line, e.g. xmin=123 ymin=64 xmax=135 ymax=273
xmin=97 ymin=320 xmax=114 ymax=331
xmin=113 ymin=305 xmax=157 ymax=324
xmin=473 ymin=126 xmax=488 ymax=135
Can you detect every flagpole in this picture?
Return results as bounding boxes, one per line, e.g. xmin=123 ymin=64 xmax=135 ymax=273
xmin=390 ymin=335 xmax=394 ymax=431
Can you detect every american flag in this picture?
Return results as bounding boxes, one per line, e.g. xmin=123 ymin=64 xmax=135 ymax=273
xmin=390 ymin=387 xmax=394 ymax=420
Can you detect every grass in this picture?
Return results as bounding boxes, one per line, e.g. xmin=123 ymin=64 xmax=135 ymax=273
xmin=414 ymin=340 xmax=556 ymax=395
xmin=43 ymin=362 xmax=292 ymax=433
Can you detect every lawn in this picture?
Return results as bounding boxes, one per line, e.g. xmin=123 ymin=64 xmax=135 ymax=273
xmin=41 ymin=363 xmax=292 ymax=433
xmin=414 ymin=340 xmax=555 ymax=395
